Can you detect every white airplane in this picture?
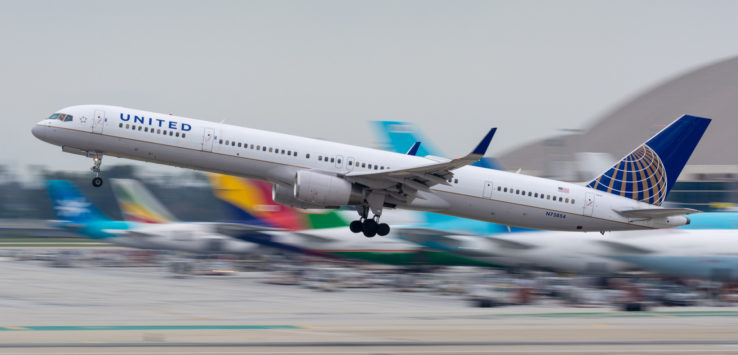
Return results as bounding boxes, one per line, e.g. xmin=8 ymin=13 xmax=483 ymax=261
xmin=602 ymin=229 xmax=738 ymax=281
xmin=46 ymin=179 xmax=260 ymax=254
xmin=397 ymin=229 xmax=634 ymax=274
xmin=32 ymin=105 xmax=710 ymax=237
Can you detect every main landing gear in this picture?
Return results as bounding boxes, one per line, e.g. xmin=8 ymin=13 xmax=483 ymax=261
xmin=90 ymin=153 xmax=103 ymax=187
xmin=350 ymin=198 xmax=390 ymax=238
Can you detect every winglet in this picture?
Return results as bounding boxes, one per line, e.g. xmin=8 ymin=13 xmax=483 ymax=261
xmin=471 ymin=128 xmax=497 ymax=156
xmin=406 ymin=142 xmax=421 ymax=156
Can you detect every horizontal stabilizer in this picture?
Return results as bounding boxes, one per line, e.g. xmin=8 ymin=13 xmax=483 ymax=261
xmin=615 ymin=208 xmax=700 ymax=219
xmin=598 ymin=240 xmax=653 ymax=254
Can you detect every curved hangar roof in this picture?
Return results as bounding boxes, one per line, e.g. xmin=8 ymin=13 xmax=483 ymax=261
xmin=499 ymin=56 xmax=738 ymax=173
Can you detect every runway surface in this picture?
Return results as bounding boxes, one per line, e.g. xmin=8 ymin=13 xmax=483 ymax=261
xmin=2 ymin=256 xmax=738 ymax=354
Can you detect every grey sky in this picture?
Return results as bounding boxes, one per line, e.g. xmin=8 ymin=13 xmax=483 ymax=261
xmin=3 ymin=0 xmax=738 ymax=174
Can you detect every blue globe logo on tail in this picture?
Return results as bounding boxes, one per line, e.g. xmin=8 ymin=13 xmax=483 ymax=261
xmin=586 ymin=144 xmax=667 ymax=205
xmin=585 ymin=115 xmax=711 ymax=206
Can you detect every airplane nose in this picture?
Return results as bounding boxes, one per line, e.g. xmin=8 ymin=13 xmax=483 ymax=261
xmin=31 ymin=123 xmax=47 ymax=140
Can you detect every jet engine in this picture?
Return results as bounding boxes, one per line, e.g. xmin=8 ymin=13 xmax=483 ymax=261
xmin=272 ymin=183 xmax=328 ymax=209
xmin=292 ymin=171 xmax=362 ymax=208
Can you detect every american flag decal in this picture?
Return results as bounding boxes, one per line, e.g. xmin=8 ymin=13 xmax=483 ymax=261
xmin=558 ymin=187 xmax=569 ymax=193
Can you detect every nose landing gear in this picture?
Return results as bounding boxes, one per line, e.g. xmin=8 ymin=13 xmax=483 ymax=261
xmin=90 ymin=153 xmax=103 ymax=187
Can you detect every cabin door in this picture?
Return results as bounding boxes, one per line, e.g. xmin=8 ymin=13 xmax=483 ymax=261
xmin=92 ymin=110 xmax=105 ymax=134
xmin=346 ymin=157 xmax=355 ymax=172
xmin=483 ymin=181 xmax=494 ymax=199
xmin=584 ymin=192 xmax=595 ymax=216
xmin=202 ymin=128 xmax=215 ymax=152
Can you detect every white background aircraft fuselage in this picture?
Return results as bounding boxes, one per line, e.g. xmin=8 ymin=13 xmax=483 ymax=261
xmin=33 ymin=105 xmax=685 ymax=232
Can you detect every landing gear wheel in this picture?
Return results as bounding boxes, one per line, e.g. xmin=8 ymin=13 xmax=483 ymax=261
xmin=349 ymin=220 xmax=363 ymax=233
xmin=377 ymin=223 xmax=390 ymax=236
xmin=362 ymin=219 xmax=378 ymax=238
xmin=90 ymin=153 xmax=104 ymax=188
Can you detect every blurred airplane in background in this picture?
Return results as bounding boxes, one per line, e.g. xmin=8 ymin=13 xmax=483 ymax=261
xmin=207 ymin=174 xmax=498 ymax=267
xmin=46 ymin=179 xmax=259 ymax=254
xmin=33 ymin=105 xmax=709 ymax=236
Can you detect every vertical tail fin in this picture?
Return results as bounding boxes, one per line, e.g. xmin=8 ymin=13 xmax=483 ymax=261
xmin=586 ymin=115 xmax=711 ymax=205
xmin=46 ymin=180 xmax=110 ymax=223
xmin=110 ymin=179 xmax=178 ymax=223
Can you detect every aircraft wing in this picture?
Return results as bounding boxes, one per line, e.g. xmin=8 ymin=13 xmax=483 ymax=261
xmin=485 ymin=236 xmax=536 ymax=250
xmin=615 ymin=208 xmax=700 ymax=219
xmin=212 ymin=222 xmax=284 ymax=236
xmin=394 ymin=228 xmax=468 ymax=249
xmin=344 ymin=128 xmax=496 ymax=198
xmin=597 ymin=240 xmax=653 ymax=254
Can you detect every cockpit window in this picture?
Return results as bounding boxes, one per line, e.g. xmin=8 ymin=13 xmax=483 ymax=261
xmin=51 ymin=113 xmax=73 ymax=122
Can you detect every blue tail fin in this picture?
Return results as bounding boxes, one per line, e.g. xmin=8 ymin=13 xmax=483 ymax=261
xmin=46 ymin=180 xmax=110 ymax=223
xmin=372 ymin=121 xmax=504 ymax=170
xmin=586 ymin=115 xmax=711 ymax=205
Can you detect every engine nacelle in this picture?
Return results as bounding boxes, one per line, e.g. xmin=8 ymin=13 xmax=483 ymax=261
xmin=272 ymin=183 xmax=328 ymax=210
xmin=293 ymin=171 xmax=362 ymax=208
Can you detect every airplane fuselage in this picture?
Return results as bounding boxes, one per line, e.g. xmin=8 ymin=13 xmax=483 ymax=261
xmin=33 ymin=105 xmax=687 ymax=232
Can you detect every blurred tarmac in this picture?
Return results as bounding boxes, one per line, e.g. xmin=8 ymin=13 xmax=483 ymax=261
xmin=2 ymin=251 xmax=738 ymax=354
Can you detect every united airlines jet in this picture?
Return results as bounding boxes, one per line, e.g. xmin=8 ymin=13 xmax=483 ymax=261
xmin=32 ymin=105 xmax=710 ymax=237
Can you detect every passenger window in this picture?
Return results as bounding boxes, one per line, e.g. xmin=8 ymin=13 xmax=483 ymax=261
xmin=144 ymin=127 xmax=148 ymax=132
xmin=534 ymin=193 xmax=538 ymax=198
xmin=269 ymin=148 xmax=273 ymax=152
xmin=306 ymin=154 xmax=310 ymax=159
xmin=565 ymin=198 xmax=569 ymax=203
xmin=515 ymin=189 xmax=519 ymax=194
xmin=132 ymin=125 xmax=136 ymax=130
xmin=571 ymin=199 xmax=575 ymax=204
xmin=169 ymin=131 xmax=173 ymax=136
xmin=119 ymin=123 xmax=123 ymax=128
xmin=157 ymin=129 xmax=161 ymax=134
xmin=528 ymin=192 xmax=532 ymax=196
xmin=225 ymin=140 xmax=229 ymax=145
xmin=262 ymin=147 xmax=267 ymax=151
xmin=293 ymin=152 xmax=298 ymax=156
xmin=349 ymin=161 xmax=353 ymax=166
xmin=318 ymin=156 xmax=322 ymax=161
xmin=126 ymin=124 xmax=130 ymax=129
xmin=497 ymin=186 xmax=501 ymax=191
xmin=182 ymin=133 xmax=186 ymax=138
xmin=238 ymin=143 xmax=241 ymax=147
xmin=176 ymin=132 xmax=180 ymax=137
xmin=138 ymin=126 xmax=142 ymax=131
xmin=454 ymin=179 xmax=458 ymax=184
xmin=338 ymin=159 xmax=342 ymax=164
xmin=362 ymin=163 xmax=366 ymax=168
xmin=559 ymin=197 xmax=563 ymax=202
xmin=374 ymin=166 xmax=378 ymax=170
xmin=503 ymin=187 xmax=507 ymax=192
xmin=546 ymin=195 xmax=550 ymax=200
xmin=330 ymin=158 xmax=335 ymax=163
